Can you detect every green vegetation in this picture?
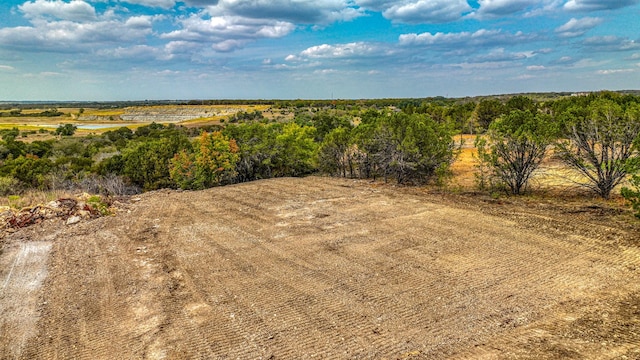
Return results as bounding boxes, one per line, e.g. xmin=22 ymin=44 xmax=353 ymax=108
xmin=1 ymin=91 xmax=640 ymax=218
xmin=170 ymin=131 xmax=239 ymax=189
xmin=475 ymin=109 xmax=557 ymax=195
xmin=0 ymin=108 xmax=63 ymax=117
xmin=555 ymin=94 xmax=640 ymax=199
xmin=55 ymin=124 xmax=77 ymax=136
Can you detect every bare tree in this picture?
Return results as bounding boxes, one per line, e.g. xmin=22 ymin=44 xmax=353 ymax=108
xmin=555 ymin=99 xmax=640 ymax=199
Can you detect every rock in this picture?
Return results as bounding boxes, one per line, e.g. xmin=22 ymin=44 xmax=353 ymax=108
xmin=66 ymin=216 xmax=81 ymax=225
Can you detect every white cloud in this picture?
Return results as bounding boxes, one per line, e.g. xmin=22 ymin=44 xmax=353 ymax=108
xmin=119 ymin=0 xmax=177 ymax=9
xmin=522 ymin=0 xmax=564 ymax=17
xmin=97 ymin=45 xmax=166 ymax=61
xmin=557 ymin=56 xmax=573 ymax=63
xmin=212 ymin=39 xmax=249 ymax=52
xmin=0 ymin=65 xmax=16 ymax=71
xmin=206 ymin=0 xmax=363 ymax=24
xmin=23 ymin=71 xmax=63 ymax=78
xmin=564 ymin=0 xmax=640 ymax=12
xmin=527 ymin=65 xmax=546 ymax=70
xmin=381 ymin=0 xmax=471 ymax=23
xmin=0 ymin=16 xmax=155 ymax=51
xmin=555 ymin=17 xmax=602 ymax=38
xmin=19 ymin=0 xmax=97 ymax=21
xmin=299 ymin=42 xmax=380 ymax=58
xmin=471 ymin=47 xmax=535 ymax=62
xmin=582 ymin=36 xmax=640 ymax=51
xmin=596 ymin=68 xmax=635 ymax=75
xmin=473 ymin=0 xmax=537 ymax=18
xmin=398 ymin=29 xmax=533 ymax=48
xmin=161 ymin=15 xmax=295 ymax=43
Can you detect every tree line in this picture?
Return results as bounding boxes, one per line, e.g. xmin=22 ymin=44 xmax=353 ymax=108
xmin=1 ymin=91 xmax=640 ymax=217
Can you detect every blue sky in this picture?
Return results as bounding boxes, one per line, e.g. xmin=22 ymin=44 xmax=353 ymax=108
xmin=0 ymin=0 xmax=639 ymax=100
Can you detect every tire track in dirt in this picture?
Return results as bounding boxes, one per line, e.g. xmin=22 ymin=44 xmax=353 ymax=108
xmin=4 ymin=176 xmax=639 ymax=359
xmin=0 ymin=241 xmax=52 ymax=359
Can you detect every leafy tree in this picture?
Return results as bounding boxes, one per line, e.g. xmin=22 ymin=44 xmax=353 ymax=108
xmin=55 ymin=124 xmax=77 ymax=136
xmin=169 ymin=131 xmax=239 ymax=190
xmin=364 ymin=112 xmax=457 ymax=184
xmin=26 ymin=140 xmax=54 ymax=158
xmin=473 ymin=99 xmax=506 ymax=132
xmin=555 ymin=98 xmax=640 ymax=198
xmin=271 ymin=123 xmax=318 ymax=177
xmin=1 ymin=128 xmax=20 ymax=142
xmin=120 ymin=134 xmax=191 ymax=190
xmin=223 ymin=123 xmax=281 ymax=182
xmin=318 ymin=127 xmax=354 ymax=177
xmin=104 ymin=127 xmax=134 ymax=149
xmin=475 ymin=110 xmax=556 ymax=195
xmin=449 ymin=101 xmax=476 ymax=135
xmin=307 ymin=112 xmax=352 ymax=142
xmin=506 ymin=95 xmax=537 ymax=113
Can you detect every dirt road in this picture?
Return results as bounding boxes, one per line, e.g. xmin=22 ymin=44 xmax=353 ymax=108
xmin=1 ymin=176 xmax=639 ymax=359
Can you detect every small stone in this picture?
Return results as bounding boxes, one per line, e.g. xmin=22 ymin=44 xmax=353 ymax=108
xmin=66 ymin=216 xmax=81 ymax=225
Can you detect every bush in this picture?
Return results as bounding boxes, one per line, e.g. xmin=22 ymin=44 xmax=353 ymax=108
xmin=0 ymin=176 xmax=20 ymax=196
xmin=475 ymin=110 xmax=556 ymax=195
xmin=621 ymin=173 xmax=640 ymax=218
xmin=120 ymin=135 xmax=191 ymax=190
xmin=55 ymin=124 xmax=77 ymax=136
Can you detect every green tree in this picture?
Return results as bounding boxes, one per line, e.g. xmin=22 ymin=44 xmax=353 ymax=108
xmin=318 ymin=127 xmax=354 ymax=177
xmin=271 ymin=123 xmax=318 ymax=177
xmin=55 ymin=124 xmax=77 ymax=136
xmin=362 ymin=112 xmax=457 ymax=184
xmin=475 ymin=110 xmax=556 ymax=195
xmin=506 ymin=95 xmax=537 ymax=113
xmin=120 ymin=134 xmax=191 ymax=190
xmin=307 ymin=112 xmax=353 ymax=142
xmin=223 ymin=123 xmax=281 ymax=182
xmin=473 ymin=99 xmax=506 ymax=132
xmin=169 ymin=131 xmax=239 ymax=190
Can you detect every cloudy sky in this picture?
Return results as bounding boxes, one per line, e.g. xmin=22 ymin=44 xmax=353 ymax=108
xmin=0 ymin=0 xmax=639 ymax=100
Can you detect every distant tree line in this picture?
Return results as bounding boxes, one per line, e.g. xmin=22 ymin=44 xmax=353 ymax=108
xmin=0 ymin=108 xmax=64 ymax=117
xmin=1 ymin=91 xmax=640 ymax=217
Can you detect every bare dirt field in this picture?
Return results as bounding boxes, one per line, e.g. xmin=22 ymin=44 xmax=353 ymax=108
xmin=1 ymin=176 xmax=639 ymax=359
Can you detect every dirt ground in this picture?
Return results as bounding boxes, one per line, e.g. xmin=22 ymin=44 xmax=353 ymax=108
xmin=1 ymin=176 xmax=639 ymax=359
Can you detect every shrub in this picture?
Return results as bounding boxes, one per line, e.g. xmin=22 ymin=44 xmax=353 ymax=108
xmin=475 ymin=110 xmax=556 ymax=195
xmin=0 ymin=176 xmax=20 ymax=196
xmin=621 ymin=173 xmax=640 ymax=218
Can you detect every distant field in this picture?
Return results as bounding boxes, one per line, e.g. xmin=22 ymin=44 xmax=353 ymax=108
xmin=0 ymin=104 xmax=281 ymax=135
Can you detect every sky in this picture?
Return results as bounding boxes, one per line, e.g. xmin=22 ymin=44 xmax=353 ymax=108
xmin=0 ymin=0 xmax=639 ymax=101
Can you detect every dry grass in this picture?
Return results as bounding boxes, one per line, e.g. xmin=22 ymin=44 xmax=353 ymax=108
xmin=1 ymin=189 xmax=75 ymax=210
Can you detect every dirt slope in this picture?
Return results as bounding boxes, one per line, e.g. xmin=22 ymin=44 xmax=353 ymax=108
xmin=1 ymin=176 xmax=639 ymax=359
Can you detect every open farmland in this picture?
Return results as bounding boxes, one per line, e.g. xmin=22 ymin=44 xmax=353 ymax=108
xmin=1 ymin=176 xmax=639 ymax=359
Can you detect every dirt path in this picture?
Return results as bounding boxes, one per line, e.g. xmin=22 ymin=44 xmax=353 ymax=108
xmin=1 ymin=176 xmax=639 ymax=359
xmin=0 ymin=241 xmax=52 ymax=359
